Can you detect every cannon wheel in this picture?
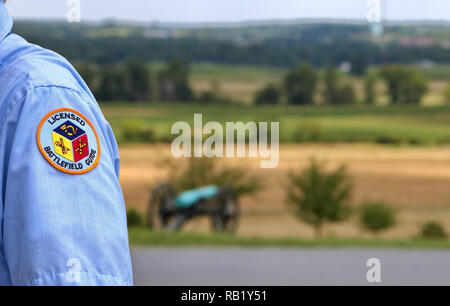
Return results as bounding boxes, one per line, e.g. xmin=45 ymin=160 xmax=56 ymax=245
xmin=212 ymin=185 xmax=240 ymax=234
xmin=147 ymin=183 xmax=177 ymax=229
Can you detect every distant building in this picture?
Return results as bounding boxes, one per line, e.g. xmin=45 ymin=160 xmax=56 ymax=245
xmin=339 ymin=61 xmax=351 ymax=74
xmin=143 ymin=29 xmax=173 ymax=39
xmin=398 ymin=37 xmax=437 ymax=48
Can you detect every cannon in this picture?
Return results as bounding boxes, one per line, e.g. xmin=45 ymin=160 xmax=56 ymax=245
xmin=147 ymin=184 xmax=240 ymax=233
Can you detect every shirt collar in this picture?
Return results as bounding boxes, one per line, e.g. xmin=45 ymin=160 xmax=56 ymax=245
xmin=0 ymin=2 xmax=12 ymax=42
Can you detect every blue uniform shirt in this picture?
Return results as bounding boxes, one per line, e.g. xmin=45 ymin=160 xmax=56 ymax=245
xmin=0 ymin=4 xmax=132 ymax=285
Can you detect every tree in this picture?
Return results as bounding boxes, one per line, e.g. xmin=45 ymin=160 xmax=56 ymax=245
xmin=323 ymin=66 xmax=339 ymax=104
xmin=284 ymin=63 xmax=318 ymax=105
xmin=158 ymin=59 xmax=193 ymax=102
xmin=254 ymin=84 xmax=281 ymax=105
xmin=337 ymin=84 xmax=356 ymax=105
xmin=77 ymin=63 xmax=98 ymax=93
xmin=323 ymin=66 xmax=356 ymax=105
xmin=364 ymin=70 xmax=377 ymax=104
xmin=287 ymin=160 xmax=352 ymax=237
xmin=359 ymin=202 xmax=396 ymax=235
xmin=350 ymin=54 xmax=368 ymax=76
xmin=124 ymin=59 xmax=152 ymax=101
xmin=380 ymin=65 xmax=428 ymax=104
xmin=443 ymin=84 xmax=450 ymax=104
xmin=96 ymin=66 xmax=128 ymax=102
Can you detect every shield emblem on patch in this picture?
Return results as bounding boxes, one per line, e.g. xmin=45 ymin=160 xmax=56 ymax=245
xmin=52 ymin=120 xmax=90 ymax=162
xmin=37 ymin=108 xmax=100 ymax=174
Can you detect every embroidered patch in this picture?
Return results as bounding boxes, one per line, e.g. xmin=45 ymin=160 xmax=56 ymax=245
xmin=37 ymin=108 xmax=101 ymax=174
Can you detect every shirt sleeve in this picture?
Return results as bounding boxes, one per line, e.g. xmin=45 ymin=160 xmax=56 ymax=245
xmin=2 ymin=85 xmax=133 ymax=286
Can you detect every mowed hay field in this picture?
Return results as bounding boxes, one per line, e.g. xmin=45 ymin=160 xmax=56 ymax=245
xmin=119 ymin=144 xmax=450 ymax=239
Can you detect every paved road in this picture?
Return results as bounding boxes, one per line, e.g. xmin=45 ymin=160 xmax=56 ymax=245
xmin=131 ymin=247 xmax=450 ymax=286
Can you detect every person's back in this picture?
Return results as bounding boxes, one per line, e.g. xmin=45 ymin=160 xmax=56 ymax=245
xmin=0 ymin=2 xmax=132 ymax=285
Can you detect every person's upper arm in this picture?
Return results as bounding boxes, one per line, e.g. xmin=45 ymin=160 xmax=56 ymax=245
xmin=2 ymin=85 xmax=132 ymax=285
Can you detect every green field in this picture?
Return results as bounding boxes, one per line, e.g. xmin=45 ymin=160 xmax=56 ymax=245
xmin=419 ymin=64 xmax=450 ymax=81
xmin=128 ymin=228 xmax=450 ymax=249
xmin=102 ymin=103 xmax=450 ymax=145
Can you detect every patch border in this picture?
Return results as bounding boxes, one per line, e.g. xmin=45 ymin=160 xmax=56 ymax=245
xmin=36 ymin=107 xmax=101 ymax=175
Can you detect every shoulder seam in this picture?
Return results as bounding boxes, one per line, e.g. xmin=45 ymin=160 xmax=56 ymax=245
xmin=0 ymin=84 xmax=97 ymax=138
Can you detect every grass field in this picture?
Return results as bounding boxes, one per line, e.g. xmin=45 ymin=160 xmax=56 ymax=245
xmin=102 ymin=103 xmax=450 ymax=145
xmin=128 ymin=229 xmax=450 ymax=249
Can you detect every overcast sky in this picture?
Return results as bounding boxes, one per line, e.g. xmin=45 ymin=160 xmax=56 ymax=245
xmin=5 ymin=0 xmax=450 ymax=23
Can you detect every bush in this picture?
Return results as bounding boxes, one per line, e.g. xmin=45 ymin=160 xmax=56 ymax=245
xmin=197 ymin=91 xmax=234 ymax=105
xmin=120 ymin=121 xmax=155 ymax=143
xmin=359 ymin=202 xmax=396 ymax=234
xmin=127 ymin=209 xmax=144 ymax=227
xmin=254 ymin=84 xmax=281 ymax=105
xmin=420 ymin=222 xmax=447 ymax=240
xmin=444 ymin=84 xmax=450 ymax=104
xmin=287 ymin=160 xmax=352 ymax=237
xmin=292 ymin=124 xmax=322 ymax=142
xmin=197 ymin=91 xmax=218 ymax=104
xmin=375 ymin=136 xmax=402 ymax=145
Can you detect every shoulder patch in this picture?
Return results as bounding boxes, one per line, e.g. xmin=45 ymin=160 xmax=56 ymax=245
xmin=37 ymin=108 xmax=101 ymax=174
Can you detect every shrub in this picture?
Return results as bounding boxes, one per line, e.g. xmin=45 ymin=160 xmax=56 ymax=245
xmin=254 ymin=84 xmax=281 ymax=105
xmin=197 ymin=91 xmax=234 ymax=105
xmin=120 ymin=120 xmax=155 ymax=143
xmin=292 ymin=124 xmax=322 ymax=142
xmin=420 ymin=222 xmax=447 ymax=240
xmin=359 ymin=202 xmax=396 ymax=234
xmin=375 ymin=135 xmax=402 ymax=145
xmin=444 ymin=84 xmax=450 ymax=104
xmin=127 ymin=209 xmax=144 ymax=227
xmin=197 ymin=91 xmax=218 ymax=104
xmin=287 ymin=160 xmax=353 ymax=237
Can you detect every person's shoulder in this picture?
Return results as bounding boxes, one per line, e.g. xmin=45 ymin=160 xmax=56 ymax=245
xmin=0 ymin=33 xmax=88 ymax=100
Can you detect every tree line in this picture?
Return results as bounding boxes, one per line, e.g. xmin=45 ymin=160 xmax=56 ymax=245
xmin=15 ymin=21 xmax=450 ymax=68
xmin=77 ymin=59 xmax=193 ymax=102
xmin=255 ymin=63 xmax=429 ymax=105
xmin=77 ymin=58 xmax=430 ymax=105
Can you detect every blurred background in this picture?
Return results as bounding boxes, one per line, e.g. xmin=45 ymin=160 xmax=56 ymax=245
xmin=7 ymin=0 xmax=450 ymax=247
